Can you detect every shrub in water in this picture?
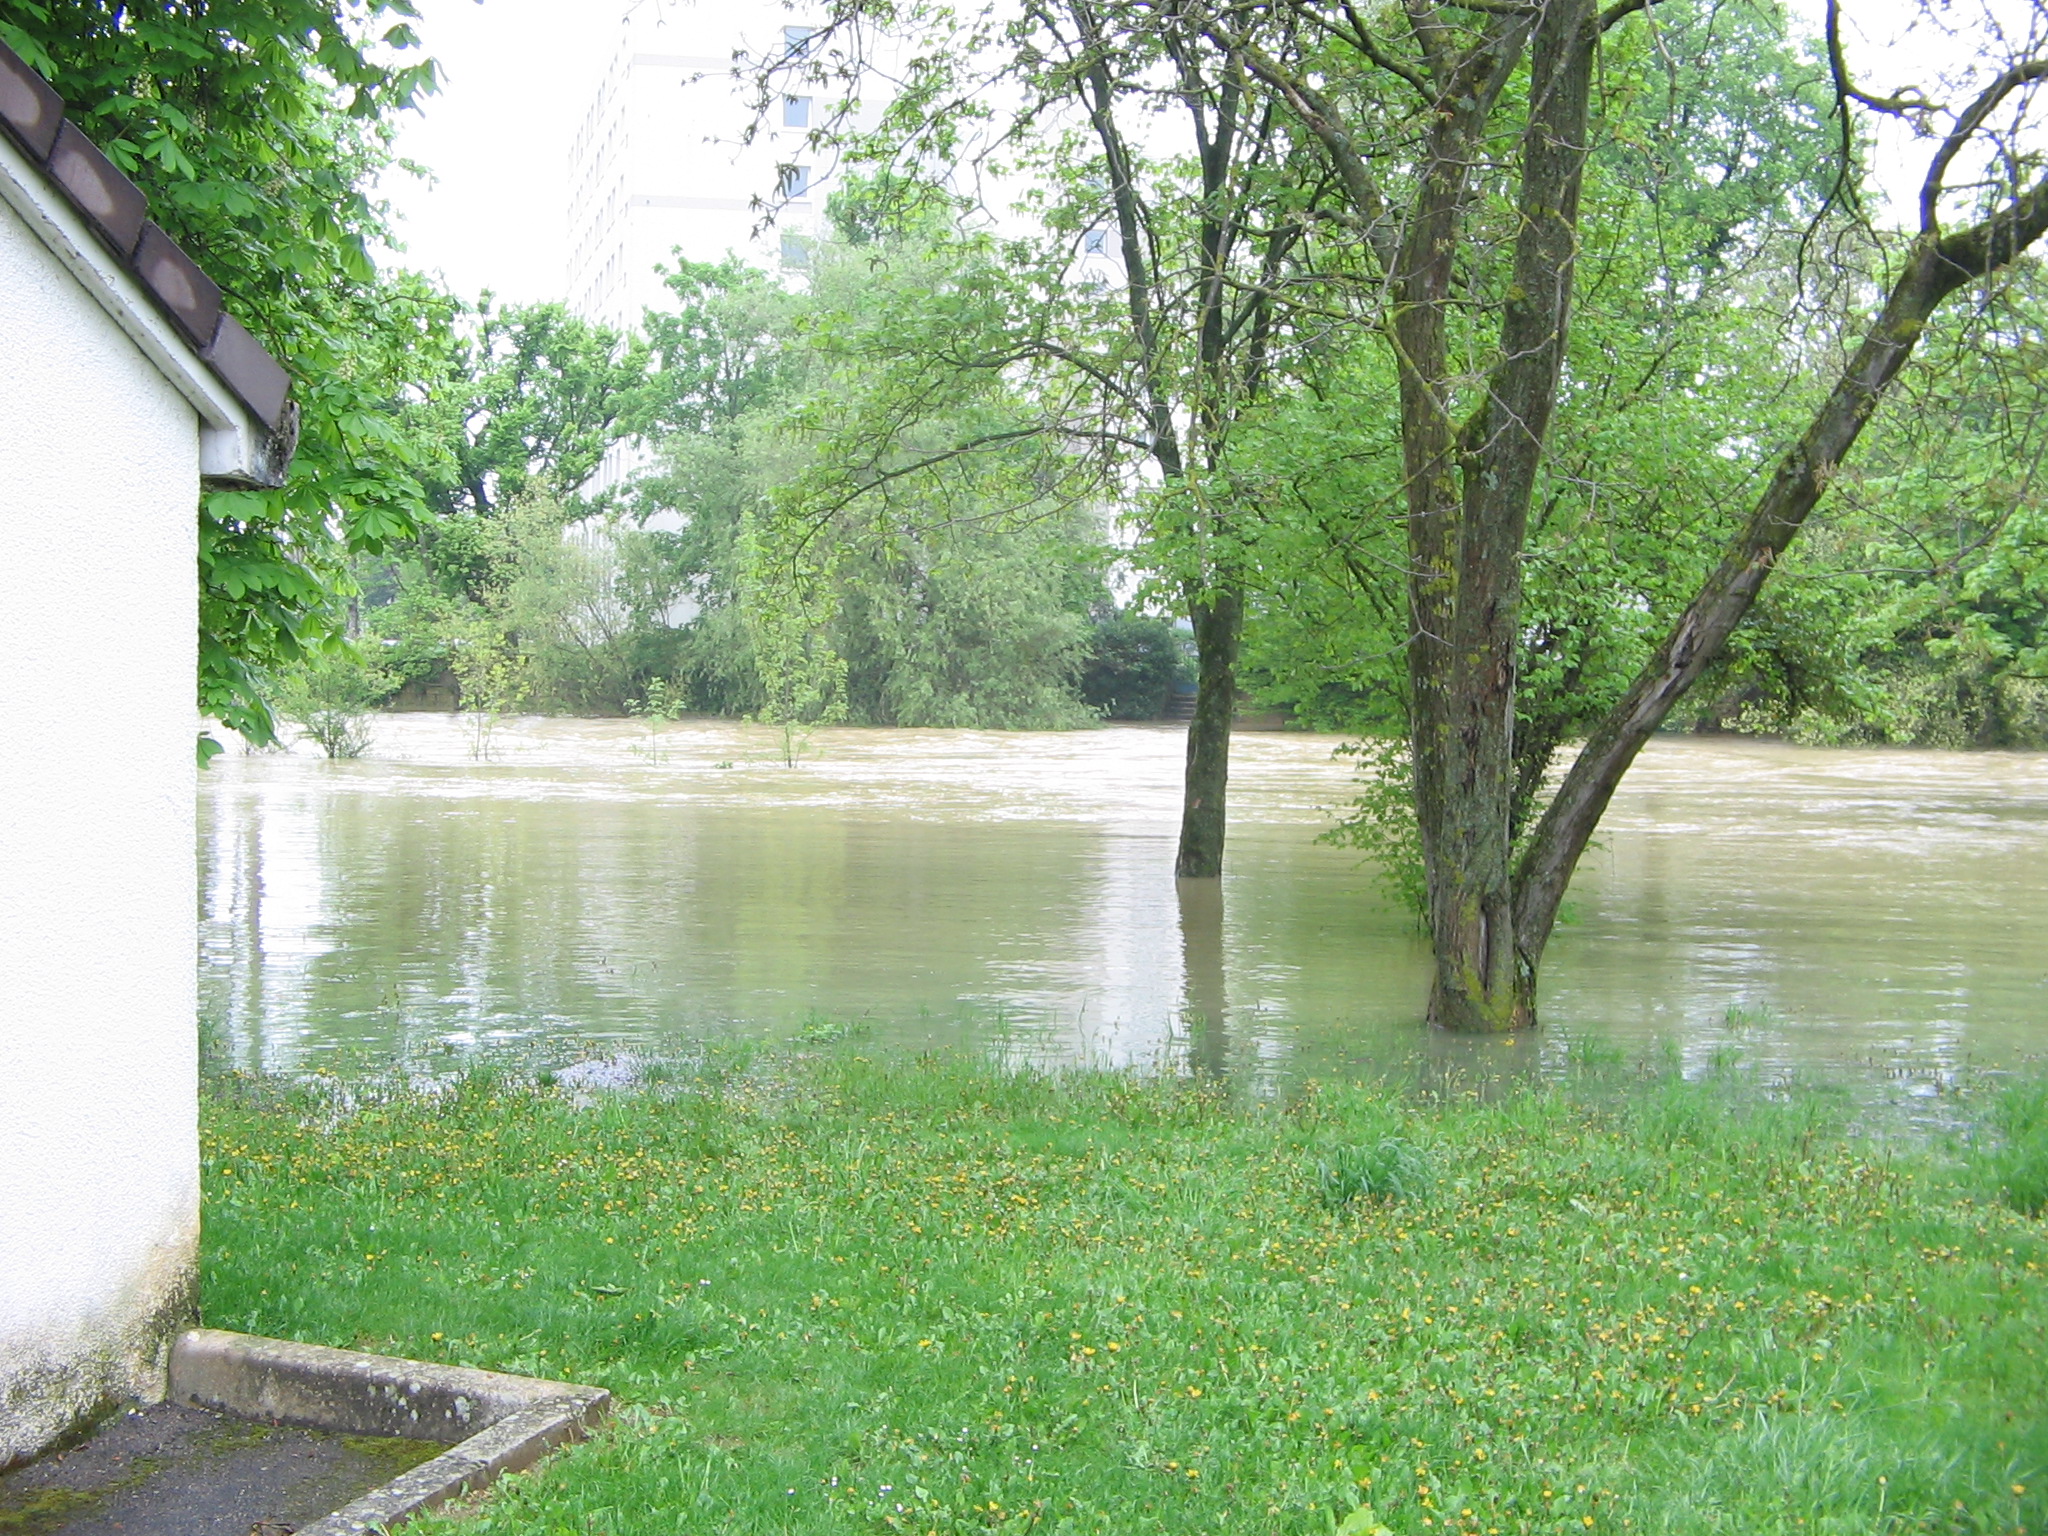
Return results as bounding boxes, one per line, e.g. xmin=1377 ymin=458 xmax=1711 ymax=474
xmin=1319 ymin=738 xmax=1427 ymax=920
xmin=1317 ymin=1137 xmax=1429 ymax=1209
xmin=797 ymin=1014 xmax=866 ymax=1045
xmin=274 ymin=650 xmax=389 ymax=759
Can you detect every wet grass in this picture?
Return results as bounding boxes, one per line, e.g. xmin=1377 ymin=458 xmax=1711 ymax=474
xmin=199 ymin=1052 xmax=2046 ymax=1535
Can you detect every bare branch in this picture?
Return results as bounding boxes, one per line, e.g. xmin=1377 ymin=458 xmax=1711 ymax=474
xmin=1824 ymin=0 xmax=1929 ymax=118
xmin=1921 ymin=54 xmax=2048 ymax=232
xmin=1596 ymin=0 xmax=1658 ymax=36
xmin=800 ymin=427 xmax=1088 ymax=524
xmin=1332 ymin=1 xmax=1433 ymax=95
xmin=1401 ymin=0 xmax=1453 ymax=82
xmin=1232 ymin=39 xmax=1400 ymax=273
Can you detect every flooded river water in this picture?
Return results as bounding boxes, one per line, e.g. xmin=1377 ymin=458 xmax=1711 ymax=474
xmin=199 ymin=716 xmax=2048 ymax=1092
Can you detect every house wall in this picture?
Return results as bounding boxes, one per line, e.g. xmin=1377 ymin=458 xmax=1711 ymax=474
xmin=0 ymin=197 xmax=201 ymax=1464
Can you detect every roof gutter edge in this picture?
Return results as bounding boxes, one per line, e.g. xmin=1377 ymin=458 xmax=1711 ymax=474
xmin=0 ymin=130 xmax=292 ymax=490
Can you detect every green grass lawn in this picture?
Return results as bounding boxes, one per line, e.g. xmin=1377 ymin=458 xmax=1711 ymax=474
xmin=199 ymin=1051 xmax=2047 ymax=1535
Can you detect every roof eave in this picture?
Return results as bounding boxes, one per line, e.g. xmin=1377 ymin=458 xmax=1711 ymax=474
xmin=0 ymin=112 xmax=294 ymax=490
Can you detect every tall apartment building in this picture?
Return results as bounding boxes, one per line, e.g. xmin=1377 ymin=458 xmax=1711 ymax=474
xmin=566 ymin=0 xmax=826 ymax=334
xmin=563 ymin=2 xmax=1117 ymax=502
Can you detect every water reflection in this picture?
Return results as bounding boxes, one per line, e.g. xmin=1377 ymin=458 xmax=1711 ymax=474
xmin=199 ymin=718 xmax=2047 ymax=1093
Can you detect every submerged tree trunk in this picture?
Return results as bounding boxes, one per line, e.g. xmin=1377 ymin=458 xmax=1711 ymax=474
xmin=1074 ymin=14 xmax=1285 ymax=887
xmin=1405 ymin=0 xmax=1593 ymax=1030
xmin=1177 ymin=586 xmax=1243 ymax=879
xmin=1176 ymin=875 xmax=1230 ymax=1073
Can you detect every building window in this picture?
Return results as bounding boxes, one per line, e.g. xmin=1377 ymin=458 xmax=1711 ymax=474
xmin=780 ymin=164 xmax=811 ymax=199
xmin=781 ymin=229 xmax=810 ymax=267
xmin=1083 ymin=228 xmax=1108 ymax=255
xmin=783 ymin=95 xmax=811 ymax=128
xmin=784 ymin=24 xmax=816 ymax=56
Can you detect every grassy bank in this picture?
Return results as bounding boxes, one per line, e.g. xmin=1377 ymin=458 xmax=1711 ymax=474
xmin=200 ymin=1052 xmax=2046 ymax=1535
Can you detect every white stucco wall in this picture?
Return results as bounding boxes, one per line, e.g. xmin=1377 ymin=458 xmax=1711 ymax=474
xmin=0 ymin=196 xmax=202 ymax=1463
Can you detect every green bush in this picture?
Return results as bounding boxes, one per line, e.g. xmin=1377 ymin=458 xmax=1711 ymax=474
xmin=1320 ymin=737 xmax=1427 ymax=918
xmin=272 ymin=650 xmax=392 ymax=759
xmin=1078 ymin=609 xmax=1187 ymax=720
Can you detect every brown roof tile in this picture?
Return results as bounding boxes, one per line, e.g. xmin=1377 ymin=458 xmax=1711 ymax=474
xmin=201 ymin=315 xmax=292 ymax=432
xmin=46 ymin=119 xmax=147 ymax=256
xmin=0 ymin=44 xmax=63 ymax=159
xmin=134 ymin=223 xmax=225 ymax=353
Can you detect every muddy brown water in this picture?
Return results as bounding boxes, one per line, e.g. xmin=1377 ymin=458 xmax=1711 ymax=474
xmin=199 ymin=717 xmax=2048 ymax=1098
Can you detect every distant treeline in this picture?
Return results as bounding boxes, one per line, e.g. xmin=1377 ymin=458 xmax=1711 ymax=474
xmin=288 ymin=184 xmax=2046 ymax=751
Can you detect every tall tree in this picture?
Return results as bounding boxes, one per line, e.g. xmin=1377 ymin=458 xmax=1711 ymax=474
xmin=791 ymin=3 xmax=1335 ymax=876
xmin=415 ymin=300 xmax=651 ymax=522
xmin=1238 ymin=0 xmax=1838 ymax=876
xmin=627 ymin=228 xmax=1114 ymax=730
xmin=827 ymin=0 xmax=2048 ymax=1026
xmin=1227 ymin=0 xmax=2048 ymax=1026
xmin=1041 ymin=0 xmax=1312 ymax=878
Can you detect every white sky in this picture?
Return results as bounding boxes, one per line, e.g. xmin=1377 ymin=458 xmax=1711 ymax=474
xmin=376 ymin=0 xmax=627 ymax=304
xmin=374 ymin=0 xmax=2032 ymax=305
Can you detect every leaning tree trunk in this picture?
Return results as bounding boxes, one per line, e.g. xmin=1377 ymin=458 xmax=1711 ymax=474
xmin=1511 ymin=187 xmax=2048 ymax=973
xmin=1176 ymin=585 xmax=1243 ymax=878
xmin=1245 ymin=0 xmax=2048 ymax=1031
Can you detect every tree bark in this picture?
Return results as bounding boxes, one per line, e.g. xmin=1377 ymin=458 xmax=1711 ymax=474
xmin=1076 ymin=8 xmax=1280 ymax=885
xmin=1176 ymin=585 xmax=1243 ymax=878
xmin=1176 ymin=875 xmax=1230 ymax=1073
xmin=1512 ymin=186 xmax=2048 ymax=968
xmin=1406 ymin=0 xmax=1594 ymax=1030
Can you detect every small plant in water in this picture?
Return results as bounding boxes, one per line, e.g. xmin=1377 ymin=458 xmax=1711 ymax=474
xmin=795 ymin=1014 xmax=868 ymax=1045
xmin=628 ymin=678 xmax=686 ymax=763
xmin=300 ymin=708 xmax=375 ymax=759
xmin=1317 ymin=1137 xmax=1429 ymax=1210
xmin=274 ymin=651 xmax=388 ymax=759
xmin=1723 ymin=1001 xmax=1782 ymax=1032
xmin=770 ymin=717 xmax=822 ymax=769
xmin=447 ymin=611 xmax=529 ymax=762
xmin=1320 ymin=737 xmax=1426 ymax=921
xmin=463 ymin=711 xmax=498 ymax=762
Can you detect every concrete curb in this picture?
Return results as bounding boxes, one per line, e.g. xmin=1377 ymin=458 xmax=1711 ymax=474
xmin=168 ymin=1329 xmax=608 ymax=1533
xmin=292 ymin=1399 xmax=598 ymax=1536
